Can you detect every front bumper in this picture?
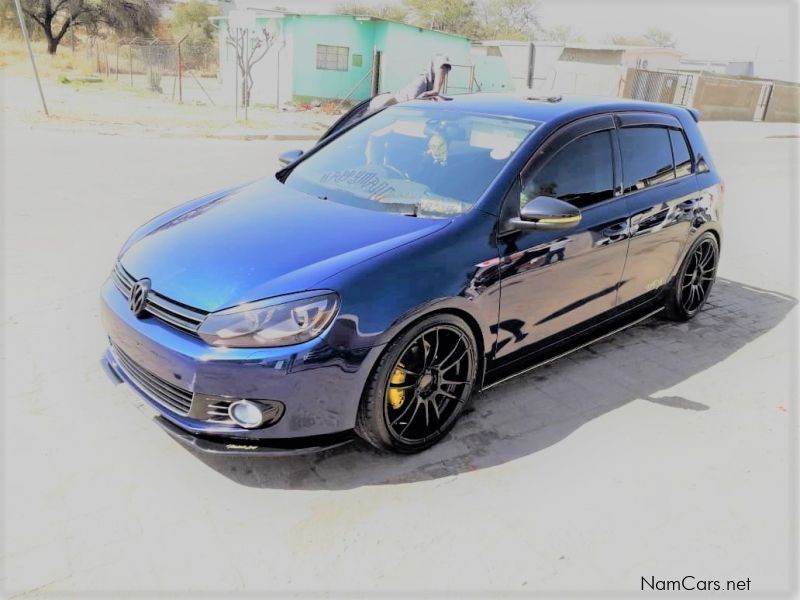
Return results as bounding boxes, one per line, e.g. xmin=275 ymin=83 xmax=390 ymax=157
xmin=100 ymin=278 xmax=384 ymax=445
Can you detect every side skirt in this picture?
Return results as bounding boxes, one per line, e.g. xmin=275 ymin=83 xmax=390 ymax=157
xmin=481 ymin=305 xmax=664 ymax=391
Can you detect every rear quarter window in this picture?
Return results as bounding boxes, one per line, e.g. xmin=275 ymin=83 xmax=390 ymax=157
xmin=669 ymin=128 xmax=693 ymax=178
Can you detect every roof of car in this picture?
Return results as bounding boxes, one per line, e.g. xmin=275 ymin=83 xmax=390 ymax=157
xmin=403 ymin=93 xmax=690 ymax=125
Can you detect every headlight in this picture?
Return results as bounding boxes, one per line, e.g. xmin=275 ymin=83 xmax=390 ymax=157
xmin=197 ymin=291 xmax=340 ymax=348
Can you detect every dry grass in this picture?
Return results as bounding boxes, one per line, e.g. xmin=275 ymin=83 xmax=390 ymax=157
xmin=1 ymin=36 xmax=335 ymax=137
xmin=0 ymin=37 xmax=96 ymax=77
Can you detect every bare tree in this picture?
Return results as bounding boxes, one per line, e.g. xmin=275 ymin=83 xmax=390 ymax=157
xmin=225 ymin=24 xmax=273 ymax=108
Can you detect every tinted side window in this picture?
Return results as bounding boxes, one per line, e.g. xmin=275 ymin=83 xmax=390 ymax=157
xmin=522 ymin=130 xmax=614 ymax=210
xmin=669 ymin=128 xmax=693 ymax=178
xmin=619 ymin=127 xmax=675 ymax=193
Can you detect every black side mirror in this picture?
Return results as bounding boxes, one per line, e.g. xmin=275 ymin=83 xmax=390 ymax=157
xmin=509 ymin=196 xmax=581 ymax=231
xmin=278 ymin=149 xmax=304 ymax=166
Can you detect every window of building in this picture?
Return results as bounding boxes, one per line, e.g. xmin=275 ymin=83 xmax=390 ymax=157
xmin=669 ymin=128 xmax=693 ymax=178
xmin=618 ymin=126 xmax=676 ymax=193
xmin=522 ymin=131 xmax=615 ymax=210
xmin=352 ymin=54 xmax=363 ymax=68
xmin=316 ymin=45 xmax=349 ymax=71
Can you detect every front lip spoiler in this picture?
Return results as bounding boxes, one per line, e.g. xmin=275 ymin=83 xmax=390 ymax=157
xmin=153 ymin=416 xmax=354 ymax=456
xmin=103 ymin=349 xmax=356 ymax=456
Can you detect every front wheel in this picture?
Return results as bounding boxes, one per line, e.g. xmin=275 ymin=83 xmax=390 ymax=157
xmin=664 ymin=232 xmax=719 ymax=321
xmin=355 ymin=314 xmax=477 ymax=453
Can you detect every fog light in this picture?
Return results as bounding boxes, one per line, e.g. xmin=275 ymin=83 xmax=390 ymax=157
xmin=228 ymin=400 xmax=265 ymax=429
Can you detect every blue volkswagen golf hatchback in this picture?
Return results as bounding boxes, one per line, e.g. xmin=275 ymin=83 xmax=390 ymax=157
xmin=101 ymin=94 xmax=723 ymax=454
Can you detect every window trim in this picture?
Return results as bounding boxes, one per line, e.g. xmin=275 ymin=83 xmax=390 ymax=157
xmin=614 ymin=111 xmax=696 ymax=182
xmin=616 ymin=124 xmax=678 ymax=194
xmin=517 ymin=113 xmax=621 ymax=214
xmin=667 ymin=127 xmax=695 ymax=179
xmin=521 ymin=129 xmax=617 ymax=211
xmin=504 ymin=111 xmax=699 ymax=221
xmin=613 ymin=121 xmax=697 ymax=201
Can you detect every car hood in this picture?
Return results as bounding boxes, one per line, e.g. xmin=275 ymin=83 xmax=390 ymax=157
xmin=120 ymin=177 xmax=449 ymax=312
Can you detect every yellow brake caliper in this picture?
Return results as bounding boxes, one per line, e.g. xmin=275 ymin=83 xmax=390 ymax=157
xmin=388 ymin=340 xmax=429 ymax=411
xmin=388 ymin=363 xmax=406 ymax=410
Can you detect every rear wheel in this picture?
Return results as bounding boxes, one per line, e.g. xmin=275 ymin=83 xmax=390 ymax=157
xmin=664 ymin=232 xmax=719 ymax=321
xmin=355 ymin=314 xmax=477 ymax=453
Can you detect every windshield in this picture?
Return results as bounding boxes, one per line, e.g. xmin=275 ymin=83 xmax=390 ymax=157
xmin=283 ymin=106 xmax=538 ymax=218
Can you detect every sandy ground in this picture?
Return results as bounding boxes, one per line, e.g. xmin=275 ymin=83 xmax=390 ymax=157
xmin=0 ymin=73 xmax=337 ymax=139
xmin=1 ymin=101 xmax=798 ymax=597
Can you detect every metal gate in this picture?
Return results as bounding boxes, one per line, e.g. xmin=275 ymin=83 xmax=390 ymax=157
xmin=753 ymin=81 xmax=774 ymax=121
xmin=444 ymin=64 xmax=478 ymax=95
xmin=629 ymin=69 xmax=693 ymax=106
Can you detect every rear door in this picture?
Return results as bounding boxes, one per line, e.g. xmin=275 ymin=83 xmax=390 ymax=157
xmin=614 ymin=113 xmax=700 ymax=305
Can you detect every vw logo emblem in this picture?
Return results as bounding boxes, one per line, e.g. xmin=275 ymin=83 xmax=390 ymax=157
xmin=129 ymin=278 xmax=151 ymax=317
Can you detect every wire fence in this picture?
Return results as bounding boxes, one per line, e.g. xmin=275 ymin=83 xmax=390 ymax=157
xmin=83 ymin=37 xmax=222 ymax=103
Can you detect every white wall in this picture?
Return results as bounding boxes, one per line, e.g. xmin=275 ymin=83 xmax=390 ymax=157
xmin=544 ymin=62 xmax=626 ymax=97
xmin=622 ymin=50 xmax=682 ymax=71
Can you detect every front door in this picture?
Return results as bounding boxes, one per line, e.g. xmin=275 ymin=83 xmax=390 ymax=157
xmin=493 ymin=115 xmax=630 ymax=367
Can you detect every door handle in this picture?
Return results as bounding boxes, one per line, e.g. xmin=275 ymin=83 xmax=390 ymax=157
xmin=680 ymin=199 xmax=699 ymax=212
xmin=602 ymin=222 xmax=629 ymax=239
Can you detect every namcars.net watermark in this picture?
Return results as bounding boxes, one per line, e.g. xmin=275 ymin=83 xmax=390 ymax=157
xmin=642 ymin=576 xmax=752 ymax=592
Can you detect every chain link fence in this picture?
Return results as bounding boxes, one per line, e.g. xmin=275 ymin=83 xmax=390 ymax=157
xmin=115 ymin=38 xmax=219 ymax=103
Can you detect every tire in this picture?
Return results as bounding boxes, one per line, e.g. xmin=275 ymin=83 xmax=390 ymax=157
xmin=355 ymin=314 xmax=478 ymax=453
xmin=664 ymin=232 xmax=719 ymax=321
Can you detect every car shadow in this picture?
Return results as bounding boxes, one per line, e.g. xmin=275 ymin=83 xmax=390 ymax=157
xmin=183 ymin=278 xmax=796 ymax=490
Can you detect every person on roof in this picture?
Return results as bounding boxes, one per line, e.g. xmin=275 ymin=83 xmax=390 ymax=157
xmin=368 ymin=55 xmax=453 ymax=110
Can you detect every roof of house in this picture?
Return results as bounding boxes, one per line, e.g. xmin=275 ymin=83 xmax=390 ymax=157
xmin=213 ymin=9 xmax=471 ymax=41
xmin=475 ymin=40 xmax=684 ymax=55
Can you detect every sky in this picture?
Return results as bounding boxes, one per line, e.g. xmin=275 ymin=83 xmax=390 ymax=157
xmin=258 ymin=0 xmax=798 ymax=81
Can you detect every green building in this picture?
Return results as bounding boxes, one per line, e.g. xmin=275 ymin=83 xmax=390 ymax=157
xmin=215 ymin=11 xmax=511 ymax=105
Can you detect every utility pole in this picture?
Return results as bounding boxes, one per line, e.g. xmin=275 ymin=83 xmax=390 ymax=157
xmin=244 ymin=27 xmax=249 ymax=121
xmin=12 ymin=0 xmax=49 ymax=116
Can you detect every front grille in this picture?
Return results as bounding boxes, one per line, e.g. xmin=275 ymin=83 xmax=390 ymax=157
xmin=112 ymin=344 xmax=193 ymax=416
xmin=112 ymin=262 xmax=207 ymax=336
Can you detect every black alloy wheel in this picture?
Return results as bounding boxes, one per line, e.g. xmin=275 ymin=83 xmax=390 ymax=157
xmin=665 ymin=232 xmax=719 ymax=321
xmin=356 ymin=315 xmax=477 ymax=453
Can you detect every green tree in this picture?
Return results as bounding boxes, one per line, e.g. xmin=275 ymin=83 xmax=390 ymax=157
xmin=403 ymin=0 xmax=480 ymax=37
xmin=478 ymin=0 xmax=540 ymax=40
xmin=605 ymin=33 xmax=648 ymax=46
xmin=335 ymin=1 xmax=409 ymax=22
xmin=539 ymin=24 xmax=586 ymax=43
xmin=169 ymin=0 xmax=220 ymax=72
xmin=643 ymin=26 xmax=676 ymax=47
xmin=170 ymin=0 xmax=219 ymax=38
xmin=12 ymin=0 xmax=164 ymax=54
xmin=606 ymin=27 xmax=676 ymax=48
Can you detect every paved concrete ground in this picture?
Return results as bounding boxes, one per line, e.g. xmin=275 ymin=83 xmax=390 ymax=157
xmin=1 ymin=118 xmax=797 ymax=597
